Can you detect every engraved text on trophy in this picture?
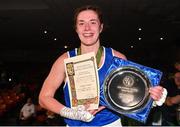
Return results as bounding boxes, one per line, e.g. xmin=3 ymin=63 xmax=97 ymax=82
xmin=117 ymin=75 xmax=138 ymax=104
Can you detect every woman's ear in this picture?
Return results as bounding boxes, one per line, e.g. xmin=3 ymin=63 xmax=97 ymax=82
xmin=100 ymin=24 xmax=104 ymax=33
xmin=75 ymin=26 xmax=78 ymax=33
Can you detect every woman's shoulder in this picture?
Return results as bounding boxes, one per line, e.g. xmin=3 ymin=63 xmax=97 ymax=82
xmin=108 ymin=47 xmax=127 ymax=60
xmin=52 ymin=52 xmax=68 ymax=68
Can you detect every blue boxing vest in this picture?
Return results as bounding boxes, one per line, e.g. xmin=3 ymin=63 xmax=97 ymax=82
xmin=63 ymin=47 xmax=120 ymax=126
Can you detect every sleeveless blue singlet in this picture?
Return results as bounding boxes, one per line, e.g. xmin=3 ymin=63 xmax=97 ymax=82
xmin=63 ymin=47 xmax=120 ymax=126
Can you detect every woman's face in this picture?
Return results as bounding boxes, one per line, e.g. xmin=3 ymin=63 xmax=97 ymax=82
xmin=76 ymin=10 xmax=103 ymax=46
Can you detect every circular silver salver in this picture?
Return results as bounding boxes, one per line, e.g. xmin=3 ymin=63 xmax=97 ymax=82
xmin=104 ymin=66 xmax=151 ymax=114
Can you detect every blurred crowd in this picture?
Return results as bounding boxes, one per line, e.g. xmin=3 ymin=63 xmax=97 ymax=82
xmin=0 ymin=80 xmax=65 ymax=126
xmin=0 ymin=61 xmax=179 ymax=126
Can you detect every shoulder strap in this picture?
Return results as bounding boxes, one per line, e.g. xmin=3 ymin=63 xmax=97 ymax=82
xmin=68 ymin=48 xmax=77 ymax=57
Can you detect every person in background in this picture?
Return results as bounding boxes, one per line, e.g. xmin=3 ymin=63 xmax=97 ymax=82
xmin=19 ymin=97 xmax=36 ymax=125
xmin=46 ymin=110 xmax=57 ymax=125
xmin=174 ymin=61 xmax=180 ymax=71
xmin=39 ymin=5 xmax=167 ymax=126
xmin=167 ymin=61 xmax=180 ymax=80
xmin=162 ymin=71 xmax=180 ymax=125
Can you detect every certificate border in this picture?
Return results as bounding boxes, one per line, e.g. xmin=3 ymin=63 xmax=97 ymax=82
xmin=64 ymin=52 xmax=99 ymax=109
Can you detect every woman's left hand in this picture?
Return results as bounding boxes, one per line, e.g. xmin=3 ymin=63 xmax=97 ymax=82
xmin=149 ymin=86 xmax=164 ymax=101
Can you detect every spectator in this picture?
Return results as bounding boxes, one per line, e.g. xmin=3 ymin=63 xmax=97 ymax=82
xmin=162 ymin=71 xmax=180 ymax=125
xmin=46 ymin=110 xmax=56 ymax=125
xmin=174 ymin=61 xmax=180 ymax=71
xmin=18 ymin=97 xmax=36 ymax=125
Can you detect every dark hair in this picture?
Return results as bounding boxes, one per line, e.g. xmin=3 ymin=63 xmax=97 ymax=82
xmin=73 ymin=5 xmax=104 ymax=29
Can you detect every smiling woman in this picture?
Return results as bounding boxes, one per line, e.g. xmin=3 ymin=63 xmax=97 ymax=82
xmin=38 ymin=4 xmax=167 ymax=126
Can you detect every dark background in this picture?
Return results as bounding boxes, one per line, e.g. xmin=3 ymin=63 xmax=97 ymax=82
xmin=0 ymin=0 xmax=180 ymax=84
xmin=0 ymin=1 xmax=179 ymax=126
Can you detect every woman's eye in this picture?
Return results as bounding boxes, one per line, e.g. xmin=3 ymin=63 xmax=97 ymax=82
xmin=78 ymin=22 xmax=84 ymax=26
xmin=91 ymin=21 xmax=97 ymax=24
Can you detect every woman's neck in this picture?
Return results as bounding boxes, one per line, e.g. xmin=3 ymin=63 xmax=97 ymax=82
xmin=80 ymin=43 xmax=100 ymax=55
xmin=78 ymin=43 xmax=103 ymax=68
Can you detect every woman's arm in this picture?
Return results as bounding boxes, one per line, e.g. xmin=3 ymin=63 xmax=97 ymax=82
xmin=39 ymin=53 xmax=68 ymax=114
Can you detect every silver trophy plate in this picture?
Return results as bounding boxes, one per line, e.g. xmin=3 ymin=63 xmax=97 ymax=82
xmin=104 ymin=66 xmax=151 ymax=114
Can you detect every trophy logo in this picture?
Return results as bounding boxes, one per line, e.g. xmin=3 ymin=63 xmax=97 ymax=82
xmin=123 ymin=75 xmax=134 ymax=87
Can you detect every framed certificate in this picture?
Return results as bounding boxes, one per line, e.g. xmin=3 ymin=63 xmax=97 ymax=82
xmin=64 ymin=52 xmax=100 ymax=110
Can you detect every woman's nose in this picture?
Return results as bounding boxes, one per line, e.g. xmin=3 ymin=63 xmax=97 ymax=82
xmin=84 ymin=23 xmax=90 ymax=31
